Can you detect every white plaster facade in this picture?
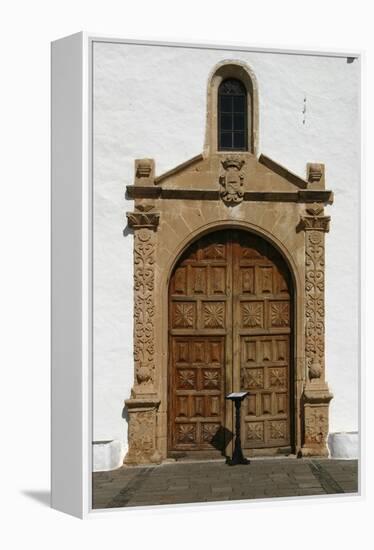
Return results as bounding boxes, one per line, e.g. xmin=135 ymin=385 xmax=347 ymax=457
xmin=92 ymin=41 xmax=360 ymax=465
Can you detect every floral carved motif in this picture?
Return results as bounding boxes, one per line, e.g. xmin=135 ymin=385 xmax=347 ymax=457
xmin=269 ymin=420 xmax=286 ymax=440
xmin=242 ymin=302 xmax=263 ymax=328
xmin=247 ymin=422 xmax=264 ymax=441
xmin=202 ymin=423 xmax=220 ymax=442
xmin=304 ymin=408 xmax=328 ymax=444
xmin=178 ymin=370 xmax=196 ymax=388
xmin=269 ymin=368 xmax=286 ymax=388
xmin=203 ymin=370 xmax=220 ymax=388
xmin=173 ymin=303 xmax=195 ymax=328
xmin=304 ymin=230 xmax=325 ymax=380
xmin=242 ymin=368 xmax=263 ymax=389
xmin=203 ymin=302 xmax=225 ymax=328
xmin=177 ymin=424 xmax=196 ymax=444
xmin=133 ymin=228 xmax=156 ymax=387
xmin=270 ymin=302 xmax=290 ymax=327
xmin=301 ymin=208 xmax=330 ymax=382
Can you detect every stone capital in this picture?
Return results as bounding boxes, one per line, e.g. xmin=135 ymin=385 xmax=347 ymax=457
xmin=126 ymin=209 xmax=160 ymax=230
xmin=300 ymin=214 xmax=330 ymax=232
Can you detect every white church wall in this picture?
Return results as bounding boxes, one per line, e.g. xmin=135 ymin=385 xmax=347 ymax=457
xmin=92 ymin=41 xmax=360 ymax=460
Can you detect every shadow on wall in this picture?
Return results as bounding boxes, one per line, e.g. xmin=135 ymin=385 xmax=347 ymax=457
xmin=122 ymin=225 xmax=132 ymax=237
xmin=122 ymin=404 xmax=129 ymax=423
xmin=328 ymin=432 xmax=359 ymax=459
xmin=123 ymin=188 xmax=135 ymax=238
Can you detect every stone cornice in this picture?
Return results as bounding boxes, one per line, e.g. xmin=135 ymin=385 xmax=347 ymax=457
xmin=125 ymin=397 xmax=161 ymax=410
xmin=303 ymin=388 xmax=333 ymax=404
xmin=127 ymin=185 xmax=334 ymax=204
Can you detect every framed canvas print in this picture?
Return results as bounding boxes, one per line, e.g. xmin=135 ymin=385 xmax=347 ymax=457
xmin=51 ymin=33 xmax=361 ymax=518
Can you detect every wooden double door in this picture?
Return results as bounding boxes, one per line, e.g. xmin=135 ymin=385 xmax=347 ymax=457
xmin=168 ymin=229 xmax=293 ymax=456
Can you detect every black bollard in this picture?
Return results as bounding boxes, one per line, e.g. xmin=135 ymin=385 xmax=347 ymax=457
xmin=225 ymin=392 xmax=250 ymax=466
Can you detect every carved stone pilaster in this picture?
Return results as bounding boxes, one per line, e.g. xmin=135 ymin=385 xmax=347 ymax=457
xmin=300 ymin=203 xmax=333 ymax=456
xmin=124 ymin=205 xmax=161 ymax=464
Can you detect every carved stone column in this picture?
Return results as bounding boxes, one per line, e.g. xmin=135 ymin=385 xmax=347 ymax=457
xmin=300 ymin=204 xmax=333 ymax=457
xmin=124 ymin=205 xmax=162 ymax=465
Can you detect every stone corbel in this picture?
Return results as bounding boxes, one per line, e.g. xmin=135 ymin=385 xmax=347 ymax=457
xmin=124 ymin=204 xmax=162 ymax=465
xmin=300 ymin=203 xmax=333 ymax=457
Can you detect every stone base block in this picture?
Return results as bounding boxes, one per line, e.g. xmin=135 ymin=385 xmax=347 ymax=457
xmin=124 ymin=396 xmax=162 ymax=465
xmin=93 ymin=440 xmax=124 ymax=472
xmin=300 ymin=444 xmax=330 ymax=458
xmin=301 ymin=384 xmax=333 ymax=457
xmin=124 ymin=449 xmax=162 ymax=466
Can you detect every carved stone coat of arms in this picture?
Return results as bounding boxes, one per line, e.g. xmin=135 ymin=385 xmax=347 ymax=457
xmin=219 ymin=158 xmax=245 ymax=204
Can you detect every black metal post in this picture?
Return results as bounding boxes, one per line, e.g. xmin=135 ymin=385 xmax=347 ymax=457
xmin=226 ymin=392 xmax=250 ymax=466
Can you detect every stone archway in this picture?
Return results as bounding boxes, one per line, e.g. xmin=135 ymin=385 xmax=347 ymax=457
xmin=167 ymin=227 xmax=295 ymax=458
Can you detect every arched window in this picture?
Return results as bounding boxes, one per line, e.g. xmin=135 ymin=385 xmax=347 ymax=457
xmin=218 ymin=78 xmax=247 ymax=151
xmin=204 ymin=61 xmax=258 ymax=155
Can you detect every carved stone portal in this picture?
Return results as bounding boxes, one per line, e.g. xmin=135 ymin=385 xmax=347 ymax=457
xmin=124 ymin=161 xmax=334 ymax=463
xmin=123 ymin=61 xmax=334 ymax=465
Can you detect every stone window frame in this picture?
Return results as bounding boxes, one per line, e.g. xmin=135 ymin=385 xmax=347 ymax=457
xmin=204 ymin=59 xmax=259 ymax=157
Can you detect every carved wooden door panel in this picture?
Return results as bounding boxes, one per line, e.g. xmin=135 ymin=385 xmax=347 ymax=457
xmin=168 ymin=232 xmax=232 ymax=452
xmin=168 ymin=230 xmax=293 ymax=455
xmin=232 ymin=232 xmax=292 ymax=451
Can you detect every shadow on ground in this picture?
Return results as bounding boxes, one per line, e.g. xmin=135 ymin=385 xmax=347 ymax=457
xmin=22 ymin=490 xmax=50 ymax=507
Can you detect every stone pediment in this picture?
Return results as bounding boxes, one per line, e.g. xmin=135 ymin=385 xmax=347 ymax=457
xmin=127 ymin=152 xmax=333 ymax=205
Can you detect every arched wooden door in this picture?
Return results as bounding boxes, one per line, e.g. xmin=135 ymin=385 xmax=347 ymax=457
xmin=168 ymin=229 xmax=293 ymax=457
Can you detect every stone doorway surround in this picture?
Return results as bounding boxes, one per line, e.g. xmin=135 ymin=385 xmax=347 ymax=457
xmin=123 ymin=60 xmax=334 ymax=465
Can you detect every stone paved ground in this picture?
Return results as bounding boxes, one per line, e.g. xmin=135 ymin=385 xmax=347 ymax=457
xmin=92 ymin=458 xmax=358 ymax=509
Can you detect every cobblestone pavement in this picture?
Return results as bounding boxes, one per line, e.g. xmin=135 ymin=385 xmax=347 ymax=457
xmin=92 ymin=458 xmax=358 ymax=509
